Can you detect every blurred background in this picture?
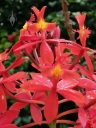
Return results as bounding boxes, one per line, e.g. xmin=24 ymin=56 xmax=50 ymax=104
xmin=0 ymin=0 xmax=96 ymax=127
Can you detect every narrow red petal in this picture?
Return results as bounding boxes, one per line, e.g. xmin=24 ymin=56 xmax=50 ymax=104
xmin=6 ymin=56 xmax=26 ymax=71
xmin=40 ymin=6 xmax=46 ymax=19
xmin=0 ymin=124 xmax=18 ymax=128
xmin=30 ymin=81 xmax=51 ymax=91
xmin=3 ymin=71 xmax=27 ymax=82
xmin=58 ymin=89 xmax=88 ymax=107
xmin=14 ymin=42 xmax=37 ymax=52
xmin=20 ymin=35 xmax=39 ymax=42
xmin=40 ymin=42 xmax=54 ymax=65
xmin=11 ymin=41 xmax=22 ymax=56
xmin=32 ymin=6 xmax=39 ymax=18
xmin=62 ymin=69 xmax=80 ymax=82
xmin=57 ymin=79 xmax=77 ymax=90
xmin=75 ymin=13 xmax=86 ymax=28
xmin=0 ymin=62 xmax=5 ymax=71
xmin=44 ymin=92 xmax=58 ymax=123
xmin=19 ymin=80 xmax=51 ymax=92
xmin=33 ymin=92 xmax=46 ymax=102
xmin=79 ymin=78 xmax=96 ymax=90
xmin=31 ymin=73 xmax=53 ymax=88
xmin=10 ymin=102 xmax=27 ymax=110
xmin=84 ymin=51 xmax=94 ymax=74
xmin=0 ymin=86 xmax=7 ymax=113
xmin=0 ymin=110 xmax=19 ymax=125
xmin=4 ymin=82 xmax=17 ymax=93
xmin=15 ymin=92 xmax=32 ymax=100
xmin=30 ymin=104 xmax=42 ymax=124
xmin=76 ymin=65 xmax=93 ymax=79
xmin=78 ymin=108 xmax=88 ymax=128
xmin=67 ymin=43 xmax=81 ymax=55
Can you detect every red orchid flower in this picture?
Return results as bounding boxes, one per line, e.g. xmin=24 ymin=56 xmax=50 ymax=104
xmin=66 ymin=35 xmax=94 ymax=75
xmin=31 ymin=42 xmax=72 ymax=76
xmin=19 ymin=70 xmax=86 ymax=123
xmin=30 ymin=6 xmax=56 ymax=32
xmin=67 ymin=14 xmax=93 ymax=74
xmin=75 ymin=13 xmax=91 ymax=47
xmin=11 ymin=14 xmax=40 ymax=56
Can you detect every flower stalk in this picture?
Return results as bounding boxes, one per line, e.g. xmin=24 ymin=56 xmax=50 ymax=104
xmin=49 ymin=121 xmax=56 ymax=128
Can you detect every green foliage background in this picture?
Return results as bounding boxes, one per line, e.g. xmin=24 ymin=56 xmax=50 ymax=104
xmin=0 ymin=0 xmax=96 ymax=127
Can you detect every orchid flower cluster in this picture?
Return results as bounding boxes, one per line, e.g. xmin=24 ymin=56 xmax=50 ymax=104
xmin=0 ymin=6 xmax=96 ymax=128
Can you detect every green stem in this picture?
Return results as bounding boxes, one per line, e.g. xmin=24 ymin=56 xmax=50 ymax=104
xmin=49 ymin=121 xmax=56 ymax=128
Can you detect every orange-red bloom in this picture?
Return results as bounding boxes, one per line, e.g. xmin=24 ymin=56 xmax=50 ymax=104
xmin=75 ymin=13 xmax=91 ymax=47
xmin=30 ymin=6 xmax=56 ymax=32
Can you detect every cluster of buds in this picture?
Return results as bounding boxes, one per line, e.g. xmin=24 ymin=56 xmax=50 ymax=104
xmin=0 ymin=6 xmax=96 ymax=128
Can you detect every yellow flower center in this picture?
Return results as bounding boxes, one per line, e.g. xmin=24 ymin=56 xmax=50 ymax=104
xmin=51 ymin=65 xmax=63 ymax=78
xmin=23 ymin=22 xmax=28 ymax=30
xmin=37 ymin=19 xmax=47 ymax=30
